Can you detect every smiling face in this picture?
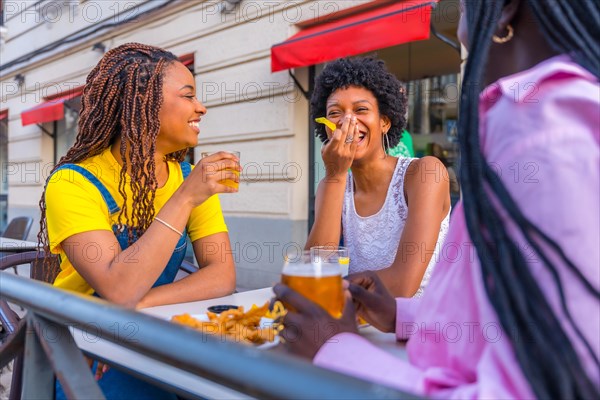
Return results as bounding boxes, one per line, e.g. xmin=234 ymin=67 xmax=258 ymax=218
xmin=156 ymin=61 xmax=207 ymax=154
xmin=325 ymin=86 xmax=391 ymax=163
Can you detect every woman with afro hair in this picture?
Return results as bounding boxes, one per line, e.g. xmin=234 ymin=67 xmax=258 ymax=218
xmin=305 ymin=57 xmax=451 ymax=297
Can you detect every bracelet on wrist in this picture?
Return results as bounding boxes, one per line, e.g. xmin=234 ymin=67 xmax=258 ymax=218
xmin=154 ymin=217 xmax=183 ymax=237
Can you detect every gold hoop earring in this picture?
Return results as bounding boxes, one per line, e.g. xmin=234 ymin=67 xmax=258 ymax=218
xmin=492 ymin=24 xmax=514 ymax=44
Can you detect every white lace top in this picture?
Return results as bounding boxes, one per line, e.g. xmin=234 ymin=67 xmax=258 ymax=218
xmin=342 ymin=157 xmax=450 ymax=297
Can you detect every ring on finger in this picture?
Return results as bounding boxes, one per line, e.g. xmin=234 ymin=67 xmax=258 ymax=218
xmin=345 ymin=136 xmax=354 ymax=144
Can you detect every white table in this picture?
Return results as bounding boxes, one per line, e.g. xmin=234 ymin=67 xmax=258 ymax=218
xmin=144 ymin=288 xmax=407 ymax=359
xmin=0 ymin=237 xmax=40 ymax=253
xmin=73 ymin=288 xmax=407 ymax=399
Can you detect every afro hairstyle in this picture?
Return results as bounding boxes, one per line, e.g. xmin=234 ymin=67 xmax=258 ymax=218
xmin=310 ymin=57 xmax=407 ymax=148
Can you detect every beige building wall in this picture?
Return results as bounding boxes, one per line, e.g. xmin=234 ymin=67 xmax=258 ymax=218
xmin=1 ymin=0 xmax=371 ymax=289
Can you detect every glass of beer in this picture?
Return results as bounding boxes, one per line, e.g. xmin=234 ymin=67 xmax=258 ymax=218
xmin=281 ymin=249 xmax=344 ymax=318
xmin=200 ymin=151 xmax=240 ymax=189
xmin=310 ymin=246 xmax=350 ymax=277
xmin=311 ymin=246 xmax=367 ymax=326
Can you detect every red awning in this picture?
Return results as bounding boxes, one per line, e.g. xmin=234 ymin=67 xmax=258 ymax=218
xmin=21 ymin=87 xmax=84 ymax=126
xmin=271 ymin=0 xmax=436 ymax=72
xmin=179 ymin=53 xmax=194 ymax=68
xmin=0 ymin=109 xmax=7 ymax=121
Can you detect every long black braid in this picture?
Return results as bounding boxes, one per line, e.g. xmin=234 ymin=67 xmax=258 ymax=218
xmin=460 ymin=1 xmax=599 ymax=398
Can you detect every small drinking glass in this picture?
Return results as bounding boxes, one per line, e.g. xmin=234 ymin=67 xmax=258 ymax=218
xmin=281 ymin=249 xmax=344 ymax=318
xmin=310 ymin=246 xmax=350 ymax=277
xmin=200 ymin=151 xmax=240 ymax=189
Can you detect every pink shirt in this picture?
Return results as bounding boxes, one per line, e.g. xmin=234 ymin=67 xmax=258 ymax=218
xmin=314 ymin=55 xmax=600 ymax=398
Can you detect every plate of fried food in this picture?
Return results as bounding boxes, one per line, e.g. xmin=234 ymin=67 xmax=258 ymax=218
xmin=170 ymin=301 xmax=286 ymax=350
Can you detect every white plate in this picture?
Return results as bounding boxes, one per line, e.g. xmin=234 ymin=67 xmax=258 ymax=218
xmin=186 ymin=313 xmax=280 ymax=350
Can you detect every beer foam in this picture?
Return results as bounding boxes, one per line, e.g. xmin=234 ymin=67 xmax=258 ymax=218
xmin=282 ymin=262 xmax=341 ymax=277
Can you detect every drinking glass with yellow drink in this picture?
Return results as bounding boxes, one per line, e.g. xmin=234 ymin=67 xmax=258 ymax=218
xmin=310 ymin=246 xmax=350 ymax=277
xmin=281 ymin=249 xmax=344 ymax=318
xmin=200 ymin=151 xmax=240 ymax=189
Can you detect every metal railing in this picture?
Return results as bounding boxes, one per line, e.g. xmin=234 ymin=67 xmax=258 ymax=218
xmin=0 ymin=272 xmax=416 ymax=399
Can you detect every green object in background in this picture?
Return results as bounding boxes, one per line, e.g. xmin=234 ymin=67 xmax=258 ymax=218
xmin=388 ymin=130 xmax=415 ymax=158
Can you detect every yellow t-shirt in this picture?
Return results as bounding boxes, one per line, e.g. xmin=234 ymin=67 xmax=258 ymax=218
xmin=45 ymin=148 xmax=228 ymax=295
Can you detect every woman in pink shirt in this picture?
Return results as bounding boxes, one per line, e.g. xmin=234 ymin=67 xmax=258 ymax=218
xmin=274 ymin=0 xmax=599 ymax=398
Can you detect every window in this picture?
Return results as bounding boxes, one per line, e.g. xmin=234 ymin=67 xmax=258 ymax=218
xmin=406 ymin=73 xmax=459 ymax=136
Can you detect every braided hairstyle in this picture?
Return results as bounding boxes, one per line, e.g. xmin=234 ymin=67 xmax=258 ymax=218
xmin=38 ymin=43 xmax=183 ymax=280
xmin=310 ymin=57 xmax=407 ymax=149
xmin=460 ymin=1 xmax=599 ymax=398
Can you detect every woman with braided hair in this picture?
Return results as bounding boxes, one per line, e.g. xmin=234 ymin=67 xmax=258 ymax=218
xmin=40 ymin=43 xmax=238 ymax=398
xmin=275 ymin=0 xmax=599 ymax=397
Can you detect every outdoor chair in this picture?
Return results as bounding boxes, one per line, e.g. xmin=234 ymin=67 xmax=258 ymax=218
xmin=0 ymin=217 xmax=35 ymax=275
xmin=1 ymin=217 xmax=33 ymax=241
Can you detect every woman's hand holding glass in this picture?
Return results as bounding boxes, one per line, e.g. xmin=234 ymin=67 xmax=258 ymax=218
xmin=182 ymin=151 xmax=241 ymax=207
xmin=273 ymin=248 xmax=358 ymax=358
xmin=272 ymin=251 xmax=400 ymax=359
xmin=347 ymin=271 xmax=397 ymax=333
xmin=273 ymin=282 xmax=357 ymax=359
xmin=200 ymin=151 xmax=241 ymax=189
xmin=321 ymin=114 xmax=360 ymax=178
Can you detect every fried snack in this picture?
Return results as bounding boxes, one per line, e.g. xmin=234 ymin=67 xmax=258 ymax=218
xmin=315 ymin=117 xmax=337 ymax=131
xmin=171 ymin=301 xmax=284 ymax=346
xmin=265 ymin=300 xmax=287 ymax=320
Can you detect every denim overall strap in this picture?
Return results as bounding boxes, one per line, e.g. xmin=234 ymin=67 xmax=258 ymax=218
xmin=180 ymin=161 xmax=191 ymax=179
xmin=53 ymin=164 xmax=121 ymax=215
xmin=151 ymin=161 xmax=192 ymax=286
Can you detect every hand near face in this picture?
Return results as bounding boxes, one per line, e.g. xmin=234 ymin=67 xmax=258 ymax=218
xmin=181 ymin=151 xmax=241 ymax=207
xmin=321 ymin=114 xmax=359 ymax=178
xmin=347 ymin=271 xmax=397 ymax=333
xmin=273 ymin=283 xmax=358 ymax=359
